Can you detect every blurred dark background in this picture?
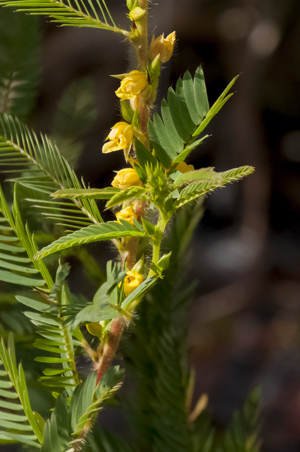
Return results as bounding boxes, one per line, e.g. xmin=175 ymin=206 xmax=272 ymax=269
xmin=9 ymin=0 xmax=300 ymax=450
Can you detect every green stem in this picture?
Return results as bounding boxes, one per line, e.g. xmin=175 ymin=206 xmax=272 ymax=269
xmin=136 ymin=0 xmax=149 ymax=70
xmin=148 ymin=217 xmax=166 ymax=277
xmin=152 ymin=240 xmax=161 ymax=265
xmin=148 ymin=239 xmax=161 ymax=278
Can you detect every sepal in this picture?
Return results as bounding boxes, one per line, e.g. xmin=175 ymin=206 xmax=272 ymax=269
xmin=121 ymin=100 xmax=134 ymax=123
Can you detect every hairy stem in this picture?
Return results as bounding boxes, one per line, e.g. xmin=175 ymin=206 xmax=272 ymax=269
xmin=136 ymin=0 xmax=149 ymax=70
xmin=95 ymin=317 xmax=126 ymax=386
xmin=93 ymin=1 xmax=150 ymax=391
xmin=132 ymin=0 xmax=150 ymax=139
xmin=126 ymin=237 xmax=140 ymax=270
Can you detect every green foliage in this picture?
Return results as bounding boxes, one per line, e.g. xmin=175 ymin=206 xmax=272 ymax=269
xmin=41 ymin=366 xmax=124 ymax=452
xmin=220 ymin=388 xmax=262 ymax=452
xmin=192 ymin=74 xmax=239 ymax=137
xmin=173 ymin=166 xmax=255 ymax=209
xmin=17 ymin=290 xmax=81 ymax=393
xmin=52 ymin=187 xmax=121 ymax=200
xmin=191 ymin=389 xmax=262 ymax=452
xmin=191 ymin=410 xmax=216 ymax=452
xmin=0 ymin=4 xmax=260 ymax=452
xmin=64 ymin=261 xmax=127 ymax=329
xmin=48 ymin=262 xmax=70 ymax=302
xmin=148 ymin=66 xmax=238 ymax=166
xmin=121 ymin=99 xmax=134 ymax=124
xmin=122 ymin=202 xmax=204 ymax=452
xmin=0 ymin=184 xmax=80 ymax=396
xmin=173 ymin=167 xmax=222 ymax=186
xmin=64 ymin=260 xmax=159 ymax=329
xmin=0 ymin=114 xmax=103 ymax=228
xmin=35 ymin=221 xmax=145 ymax=259
xmin=0 ymin=0 xmax=125 ymax=33
xmin=0 ymin=333 xmax=43 ymax=448
xmin=0 ymin=9 xmax=40 ymax=118
xmin=0 ymin=186 xmax=49 ymax=288
xmin=173 ymin=135 xmax=209 ymax=164
xmin=86 ymin=428 xmax=137 ymax=452
xmin=106 ymin=186 xmax=146 ymax=209
xmin=135 ymin=139 xmax=157 ymax=170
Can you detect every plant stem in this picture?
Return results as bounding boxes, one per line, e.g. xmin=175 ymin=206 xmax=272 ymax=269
xmin=136 ymin=0 xmax=149 ymax=71
xmin=95 ymin=317 xmax=126 ymax=386
xmin=126 ymin=237 xmax=140 ymax=270
xmin=94 ymin=0 xmax=150 ymax=392
xmin=148 ymin=218 xmax=165 ymax=277
xmin=152 ymin=240 xmax=161 ymax=266
xmin=129 ymin=0 xmax=150 ymax=139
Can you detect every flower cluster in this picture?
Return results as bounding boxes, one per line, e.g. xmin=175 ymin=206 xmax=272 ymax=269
xmin=99 ymin=15 xmax=177 ymax=303
xmin=101 ymin=31 xmax=175 ymax=159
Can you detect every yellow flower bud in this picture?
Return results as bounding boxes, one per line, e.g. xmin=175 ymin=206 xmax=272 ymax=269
xmin=102 ymin=122 xmax=133 ymax=154
xmin=86 ymin=322 xmax=102 ymax=338
xmin=176 ymin=161 xmax=194 ymax=173
xmin=123 ymin=270 xmax=143 ymax=294
xmin=149 ymin=32 xmax=176 ymax=63
xmin=115 ymin=70 xmax=148 ymax=100
xmin=115 ymin=205 xmax=137 ymax=226
xmin=112 ymin=168 xmax=141 ymax=190
xmin=129 ymin=6 xmax=146 ymax=21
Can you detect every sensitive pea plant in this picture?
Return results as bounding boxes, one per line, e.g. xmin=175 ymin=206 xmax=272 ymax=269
xmin=0 ymin=1 xmax=261 ymax=451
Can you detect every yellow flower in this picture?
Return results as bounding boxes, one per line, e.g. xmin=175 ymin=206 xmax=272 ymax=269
xmin=129 ymin=6 xmax=146 ymax=21
xmin=176 ymin=161 xmax=194 ymax=173
xmin=112 ymin=168 xmax=141 ymax=190
xmin=149 ymin=32 xmax=176 ymax=63
xmin=123 ymin=271 xmax=143 ymax=294
xmin=86 ymin=322 xmax=102 ymax=338
xmin=102 ymin=122 xmax=133 ymax=154
xmin=115 ymin=205 xmax=137 ymax=225
xmin=115 ymin=70 xmax=148 ymax=100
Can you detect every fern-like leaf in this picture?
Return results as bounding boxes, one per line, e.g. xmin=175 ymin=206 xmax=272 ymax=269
xmin=220 ymin=388 xmax=262 ymax=452
xmin=41 ymin=366 xmax=124 ymax=452
xmin=0 ymin=186 xmax=48 ymax=288
xmin=148 ymin=66 xmax=238 ymax=166
xmin=52 ymin=187 xmax=120 ymax=200
xmin=173 ymin=165 xmax=255 ymax=209
xmin=0 ymin=187 xmax=81 ymax=393
xmin=0 ymin=114 xmax=103 ymax=229
xmin=0 ymin=333 xmax=43 ymax=448
xmin=16 ymin=289 xmax=81 ymax=394
xmin=35 ymin=221 xmax=145 ymax=259
xmin=0 ymin=0 xmax=129 ymax=35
